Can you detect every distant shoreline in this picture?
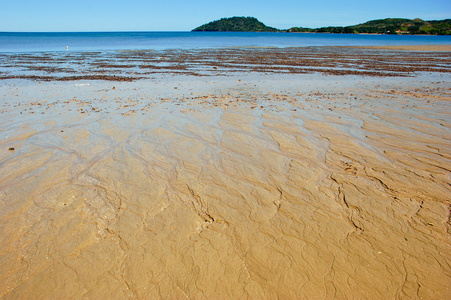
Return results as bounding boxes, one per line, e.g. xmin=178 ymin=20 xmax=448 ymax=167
xmin=194 ymin=17 xmax=451 ymax=35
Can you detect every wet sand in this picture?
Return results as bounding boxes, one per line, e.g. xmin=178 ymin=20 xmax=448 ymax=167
xmin=0 ymin=48 xmax=450 ymax=299
xmin=2 ymin=46 xmax=450 ymax=81
xmin=350 ymin=44 xmax=451 ymax=51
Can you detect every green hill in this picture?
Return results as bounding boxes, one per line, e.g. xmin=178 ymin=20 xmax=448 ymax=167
xmin=289 ymin=18 xmax=451 ymax=35
xmin=192 ymin=17 xmax=451 ymax=35
xmin=192 ymin=17 xmax=279 ymax=32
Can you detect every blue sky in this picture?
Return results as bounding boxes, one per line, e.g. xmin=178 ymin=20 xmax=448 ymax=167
xmin=1 ymin=0 xmax=450 ymax=32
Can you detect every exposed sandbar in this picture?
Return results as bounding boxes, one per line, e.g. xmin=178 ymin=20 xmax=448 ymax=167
xmin=0 ymin=48 xmax=450 ymax=299
xmin=349 ymin=44 xmax=451 ymax=51
xmin=1 ymin=46 xmax=450 ymax=82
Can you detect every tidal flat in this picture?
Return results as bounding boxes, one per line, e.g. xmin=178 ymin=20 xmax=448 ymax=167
xmin=0 ymin=47 xmax=450 ymax=299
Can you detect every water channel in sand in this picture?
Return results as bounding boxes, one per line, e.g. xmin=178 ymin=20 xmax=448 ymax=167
xmin=0 ymin=59 xmax=450 ymax=298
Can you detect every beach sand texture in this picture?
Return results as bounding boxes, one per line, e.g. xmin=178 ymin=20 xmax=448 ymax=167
xmin=351 ymin=44 xmax=451 ymax=51
xmin=0 ymin=48 xmax=450 ymax=298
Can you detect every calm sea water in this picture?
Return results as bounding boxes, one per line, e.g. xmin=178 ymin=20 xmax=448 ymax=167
xmin=0 ymin=31 xmax=451 ymax=53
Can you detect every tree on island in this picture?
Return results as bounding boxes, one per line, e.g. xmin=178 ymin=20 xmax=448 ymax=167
xmin=192 ymin=17 xmax=279 ymax=32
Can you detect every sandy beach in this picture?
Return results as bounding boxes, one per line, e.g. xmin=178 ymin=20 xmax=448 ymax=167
xmin=0 ymin=47 xmax=450 ymax=299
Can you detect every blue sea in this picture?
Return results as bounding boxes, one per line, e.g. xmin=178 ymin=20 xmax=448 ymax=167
xmin=1 ymin=32 xmax=451 ymax=53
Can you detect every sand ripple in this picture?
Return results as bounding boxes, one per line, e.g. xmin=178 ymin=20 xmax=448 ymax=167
xmin=0 ymin=75 xmax=450 ymax=298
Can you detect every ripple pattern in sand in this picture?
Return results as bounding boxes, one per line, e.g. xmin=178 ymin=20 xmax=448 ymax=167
xmin=0 ymin=78 xmax=450 ymax=299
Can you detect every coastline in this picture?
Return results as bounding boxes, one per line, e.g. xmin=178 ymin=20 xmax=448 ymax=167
xmin=0 ymin=48 xmax=450 ymax=298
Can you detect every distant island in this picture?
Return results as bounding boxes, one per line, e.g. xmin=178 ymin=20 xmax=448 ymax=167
xmin=192 ymin=17 xmax=278 ymax=32
xmin=192 ymin=17 xmax=451 ymax=35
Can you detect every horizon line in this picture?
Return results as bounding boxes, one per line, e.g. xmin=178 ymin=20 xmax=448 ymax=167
xmin=0 ymin=30 xmax=197 ymax=33
xmin=1 ymin=16 xmax=450 ymax=33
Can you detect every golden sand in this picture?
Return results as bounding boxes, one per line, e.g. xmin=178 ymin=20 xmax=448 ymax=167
xmin=0 ymin=73 xmax=450 ymax=298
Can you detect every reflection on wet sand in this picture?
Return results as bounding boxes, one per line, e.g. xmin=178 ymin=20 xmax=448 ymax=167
xmin=0 ymin=67 xmax=450 ymax=298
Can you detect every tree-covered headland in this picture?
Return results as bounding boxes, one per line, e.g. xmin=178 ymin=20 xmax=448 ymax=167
xmin=192 ymin=17 xmax=451 ymax=35
xmin=289 ymin=18 xmax=451 ymax=35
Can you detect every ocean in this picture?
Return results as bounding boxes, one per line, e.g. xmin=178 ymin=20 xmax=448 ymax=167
xmin=1 ymin=31 xmax=451 ymax=53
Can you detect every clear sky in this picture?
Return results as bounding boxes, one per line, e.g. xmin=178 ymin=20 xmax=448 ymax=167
xmin=1 ymin=0 xmax=450 ymax=32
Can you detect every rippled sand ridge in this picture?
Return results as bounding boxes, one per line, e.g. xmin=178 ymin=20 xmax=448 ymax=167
xmin=0 ymin=47 xmax=450 ymax=299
